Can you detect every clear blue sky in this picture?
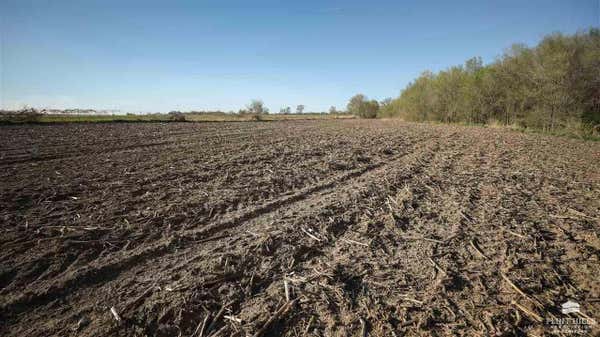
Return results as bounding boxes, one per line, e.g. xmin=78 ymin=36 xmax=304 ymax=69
xmin=1 ymin=0 xmax=598 ymax=113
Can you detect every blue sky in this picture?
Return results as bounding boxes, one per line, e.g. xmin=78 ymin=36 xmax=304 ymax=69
xmin=1 ymin=0 xmax=598 ymax=113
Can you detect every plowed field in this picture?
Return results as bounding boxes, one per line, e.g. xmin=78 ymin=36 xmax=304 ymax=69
xmin=1 ymin=120 xmax=598 ymax=336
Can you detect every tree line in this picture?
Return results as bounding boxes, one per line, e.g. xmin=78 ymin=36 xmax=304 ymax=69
xmin=239 ymin=100 xmax=346 ymax=115
xmin=239 ymin=100 xmax=306 ymax=115
xmin=348 ymin=28 xmax=600 ymax=135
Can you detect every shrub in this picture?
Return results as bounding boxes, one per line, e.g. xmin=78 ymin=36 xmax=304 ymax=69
xmin=168 ymin=111 xmax=186 ymax=122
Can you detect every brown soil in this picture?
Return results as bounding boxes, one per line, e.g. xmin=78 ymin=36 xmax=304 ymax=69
xmin=1 ymin=120 xmax=598 ymax=336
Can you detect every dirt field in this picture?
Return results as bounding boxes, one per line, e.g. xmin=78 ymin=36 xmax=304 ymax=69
xmin=1 ymin=120 xmax=598 ymax=336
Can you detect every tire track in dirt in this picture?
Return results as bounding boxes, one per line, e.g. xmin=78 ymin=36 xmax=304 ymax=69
xmin=96 ymin=131 xmax=454 ymax=336
xmin=159 ymin=132 xmax=446 ymax=276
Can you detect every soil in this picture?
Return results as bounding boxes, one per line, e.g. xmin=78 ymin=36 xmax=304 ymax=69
xmin=1 ymin=120 xmax=598 ymax=336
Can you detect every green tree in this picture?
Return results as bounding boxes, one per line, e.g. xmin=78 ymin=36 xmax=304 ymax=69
xmin=378 ymin=98 xmax=394 ymax=117
xmin=347 ymin=94 xmax=379 ymax=118
xmin=347 ymin=94 xmax=366 ymax=116
xmin=388 ymin=28 xmax=599 ymax=135
xmin=247 ymin=100 xmax=269 ymax=114
xmin=363 ymin=100 xmax=380 ymax=118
